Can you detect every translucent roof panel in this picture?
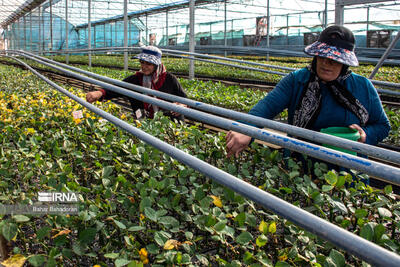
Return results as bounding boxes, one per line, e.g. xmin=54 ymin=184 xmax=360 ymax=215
xmin=0 ymin=0 xmax=27 ymax=26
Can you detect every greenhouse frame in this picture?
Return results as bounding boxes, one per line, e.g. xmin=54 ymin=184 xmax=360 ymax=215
xmin=1 ymin=0 xmax=400 ymax=266
xmin=1 ymin=0 xmax=400 ymax=53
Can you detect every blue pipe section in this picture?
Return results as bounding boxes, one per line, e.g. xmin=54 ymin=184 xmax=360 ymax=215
xmin=16 ymin=50 xmax=400 ymax=166
xmin=11 ymin=51 xmax=400 ymax=185
xmin=5 ymin=54 xmax=400 ymax=267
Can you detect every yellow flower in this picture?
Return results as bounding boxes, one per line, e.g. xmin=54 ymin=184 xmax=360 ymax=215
xmin=210 ymin=195 xmax=222 ymax=208
xmin=278 ymin=254 xmax=288 ymax=261
xmin=140 ymin=213 xmax=145 ymax=221
xmin=93 ymin=265 xmax=101 ymax=267
xmin=139 ymin=248 xmax=148 ymax=258
xmin=74 ymin=118 xmax=82 ymax=124
xmin=25 ymin=128 xmax=35 ymax=135
xmin=139 ymin=247 xmax=149 ymax=264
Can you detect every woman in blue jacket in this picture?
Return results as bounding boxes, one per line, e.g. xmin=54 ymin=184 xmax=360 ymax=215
xmin=226 ymin=25 xmax=390 ymax=159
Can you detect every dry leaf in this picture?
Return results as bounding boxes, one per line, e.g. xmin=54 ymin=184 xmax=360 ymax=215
xmin=51 ymin=229 xmax=71 ymax=239
xmin=163 ymin=239 xmax=180 ymax=250
xmin=1 ymin=254 xmax=26 ymax=267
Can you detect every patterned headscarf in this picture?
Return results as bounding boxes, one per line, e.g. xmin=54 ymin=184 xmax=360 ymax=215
xmin=141 ymin=64 xmax=167 ymax=118
xmin=293 ymin=58 xmax=369 ymax=129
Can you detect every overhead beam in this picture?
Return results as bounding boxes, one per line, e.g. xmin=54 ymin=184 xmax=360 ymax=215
xmin=75 ymin=0 xmax=224 ymax=29
xmin=1 ymin=0 xmax=46 ymax=28
xmin=336 ymin=0 xmax=393 ymax=5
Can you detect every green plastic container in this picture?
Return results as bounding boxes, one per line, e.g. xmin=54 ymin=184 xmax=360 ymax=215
xmin=320 ymin=127 xmax=360 ymax=155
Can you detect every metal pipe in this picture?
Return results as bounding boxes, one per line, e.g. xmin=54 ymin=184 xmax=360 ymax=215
xmin=29 ymin=12 xmax=32 ymax=52
xmin=164 ymin=53 xmax=288 ymax=76
xmin=162 ymin=48 xmax=296 ymax=71
xmin=50 ymin=0 xmax=53 ymax=54
xmin=324 ymin=0 xmax=328 ymax=28
xmin=166 ymin=9 xmax=169 ymax=46
xmin=65 ymin=0 xmax=69 ymax=64
xmin=23 ymin=16 xmax=26 ymax=51
xmin=189 ymin=0 xmax=195 ymax=79
xmin=13 ymin=50 xmax=400 ymax=184
xmin=38 ymin=6 xmax=41 ymax=55
xmin=19 ymin=50 xmax=400 ymax=166
xmin=5 ymin=54 xmax=400 ymax=267
xmin=88 ymin=0 xmax=91 ymax=67
xmin=266 ymin=0 xmax=270 ymax=60
xmin=33 ymin=46 xmax=400 ymax=92
xmin=224 ymin=0 xmax=227 ymax=57
xmin=123 ymin=0 xmax=128 ymax=71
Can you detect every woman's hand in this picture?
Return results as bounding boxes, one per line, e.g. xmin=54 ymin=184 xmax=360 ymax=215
xmin=348 ymin=124 xmax=367 ymax=143
xmin=171 ymin=102 xmax=187 ymax=117
xmin=226 ymin=131 xmax=252 ymax=158
xmin=86 ymin=91 xmax=103 ymax=103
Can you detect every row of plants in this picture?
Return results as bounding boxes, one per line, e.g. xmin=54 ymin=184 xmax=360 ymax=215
xmin=0 ymin=55 xmax=398 ymax=146
xmin=0 ymin=63 xmax=400 ymax=266
xmin=49 ymin=54 xmax=400 ymax=84
xmin=1 ymin=55 xmax=398 ymax=146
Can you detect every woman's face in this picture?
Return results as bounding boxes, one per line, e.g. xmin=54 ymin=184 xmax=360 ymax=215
xmin=316 ymin=57 xmax=343 ymax=82
xmin=140 ymin=60 xmax=157 ymax=75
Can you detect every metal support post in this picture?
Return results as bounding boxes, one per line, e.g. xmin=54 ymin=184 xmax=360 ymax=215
xmin=166 ymin=9 xmax=169 ymax=46
xmin=88 ymin=0 xmax=92 ymax=67
xmin=23 ymin=16 xmax=26 ymax=51
xmin=224 ymin=0 xmax=227 ymax=57
xmin=29 ymin=13 xmax=32 ymax=51
xmin=65 ymin=0 xmax=69 ymax=64
xmin=39 ymin=6 xmax=42 ymax=54
xmin=50 ymin=0 xmax=53 ymax=54
xmin=324 ymin=0 xmax=328 ymax=28
xmin=189 ymin=0 xmax=195 ymax=79
xmin=286 ymin=15 xmax=289 ymax=47
xmin=335 ymin=0 xmax=344 ymax=25
xmin=123 ymin=0 xmax=128 ymax=70
xmin=266 ymin=0 xmax=270 ymax=60
xmin=145 ymin=14 xmax=148 ymax=44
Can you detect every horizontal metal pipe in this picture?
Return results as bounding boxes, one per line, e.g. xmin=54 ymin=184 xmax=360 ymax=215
xmin=17 ymin=50 xmax=400 ymax=166
xmin=162 ymin=48 xmax=296 ymax=71
xmin=163 ymin=52 xmax=288 ymax=76
xmin=28 ymin=47 xmax=400 ymax=93
xmin=6 ymin=54 xmax=400 ymax=267
xmin=11 ymin=51 xmax=400 ymax=185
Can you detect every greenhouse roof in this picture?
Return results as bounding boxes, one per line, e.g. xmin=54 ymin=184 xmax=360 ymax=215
xmin=2 ymin=0 xmax=400 ymax=32
xmin=0 ymin=0 xmax=45 ymax=28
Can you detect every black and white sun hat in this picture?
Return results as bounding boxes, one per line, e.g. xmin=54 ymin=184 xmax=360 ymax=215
xmin=135 ymin=46 xmax=162 ymax=65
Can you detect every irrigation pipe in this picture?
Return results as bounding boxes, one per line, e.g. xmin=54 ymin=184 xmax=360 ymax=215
xmin=10 ymin=51 xmax=400 ymax=185
xmin=161 ymin=48 xmax=400 ymax=92
xmin=162 ymin=52 xmax=288 ymax=76
xmin=16 ymin=50 xmax=400 ymax=166
xmin=5 ymin=55 xmax=400 ymax=267
xmin=36 ymin=47 xmax=400 ymax=93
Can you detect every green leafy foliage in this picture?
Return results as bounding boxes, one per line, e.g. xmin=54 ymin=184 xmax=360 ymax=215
xmin=0 ymin=63 xmax=399 ymax=266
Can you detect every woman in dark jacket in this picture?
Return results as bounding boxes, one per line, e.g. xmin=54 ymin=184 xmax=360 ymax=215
xmin=226 ymin=25 xmax=390 ymax=158
xmin=86 ymin=46 xmax=187 ymax=119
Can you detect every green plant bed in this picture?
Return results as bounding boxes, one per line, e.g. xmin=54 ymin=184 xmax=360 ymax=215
xmin=49 ymin=54 xmax=400 ymax=85
xmin=1 ymin=56 xmax=397 ymax=145
xmin=0 ymin=64 xmax=400 ymax=266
